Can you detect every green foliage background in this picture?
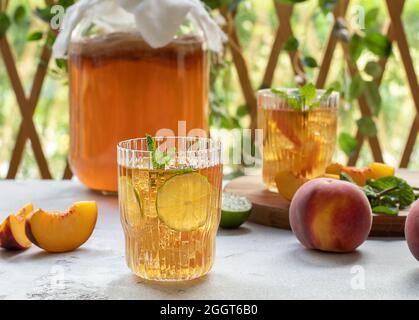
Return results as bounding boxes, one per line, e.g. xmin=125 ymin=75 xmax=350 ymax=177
xmin=0 ymin=0 xmax=418 ymax=179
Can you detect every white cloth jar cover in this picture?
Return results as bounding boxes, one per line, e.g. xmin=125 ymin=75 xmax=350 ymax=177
xmin=53 ymin=0 xmax=226 ymax=58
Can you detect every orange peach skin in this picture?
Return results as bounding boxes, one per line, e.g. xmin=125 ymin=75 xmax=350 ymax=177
xmin=289 ymin=178 xmax=372 ymax=252
xmin=0 ymin=203 xmax=33 ymax=250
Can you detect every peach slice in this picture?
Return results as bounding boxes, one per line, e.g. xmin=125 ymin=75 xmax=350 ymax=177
xmin=325 ymin=162 xmax=395 ymax=186
xmin=275 ymin=171 xmax=309 ymax=201
xmin=26 ymin=201 xmax=97 ymax=253
xmin=0 ymin=203 xmax=33 ymax=250
xmin=366 ymin=162 xmax=395 ymax=180
xmin=325 ymin=163 xmax=344 ymax=175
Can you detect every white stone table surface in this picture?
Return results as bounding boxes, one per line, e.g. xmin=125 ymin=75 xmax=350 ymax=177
xmin=0 ymin=180 xmax=418 ymax=300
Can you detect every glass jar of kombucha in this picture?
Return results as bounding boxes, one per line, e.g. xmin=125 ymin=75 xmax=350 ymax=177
xmin=69 ymin=32 xmax=208 ymax=192
xmin=55 ymin=1 xmax=225 ymax=193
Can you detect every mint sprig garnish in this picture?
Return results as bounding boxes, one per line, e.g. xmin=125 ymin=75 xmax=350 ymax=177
xmin=271 ymin=83 xmax=334 ymax=111
xmin=362 ymin=176 xmax=416 ymax=215
xmin=340 ymin=171 xmax=417 ymax=215
xmin=146 ymin=134 xmax=175 ymax=170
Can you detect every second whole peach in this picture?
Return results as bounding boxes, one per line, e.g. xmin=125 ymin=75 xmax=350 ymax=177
xmin=289 ymin=178 xmax=372 ymax=253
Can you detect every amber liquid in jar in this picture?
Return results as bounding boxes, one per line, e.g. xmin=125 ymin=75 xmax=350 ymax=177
xmin=69 ymin=33 xmax=208 ymax=192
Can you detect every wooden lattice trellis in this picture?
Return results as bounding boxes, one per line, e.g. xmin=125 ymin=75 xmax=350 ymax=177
xmin=0 ymin=0 xmax=418 ymax=180
xmin=222 ymin=0 xmax=419 ymax=167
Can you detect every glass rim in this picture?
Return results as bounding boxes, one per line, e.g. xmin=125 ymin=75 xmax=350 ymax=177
xmin=117 ymin=136 xmax=222 ymax=155
xmin=257 ymin=88 xmax=340 ymax=98
xmin=257 ymin=88 xmax=340 ymax=110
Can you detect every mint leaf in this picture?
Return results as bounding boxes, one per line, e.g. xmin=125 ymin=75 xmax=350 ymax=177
xmin=367 ymin=176 xmax=415 ymax=209
xmin=272 ymin=83 xmax=324 ymax=111
xmin=372 ymin=205 xmax=398 ymax=215
xmin=299 ymin=83 xmax=316 ymax=103
xmin=155 ymin=147 xmax=176 ymax=167
xmin=362 ymin=184 xmax=378 ymax=198
xmin=299 ymin=83 xmax=317 ymax=109
xmin=146 ymin=134 xmax=161 ymax=169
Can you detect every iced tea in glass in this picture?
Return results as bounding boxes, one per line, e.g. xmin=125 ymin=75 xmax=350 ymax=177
xmin=258 ymin=89 xmax=339 ymax=191
xmin=117 ymin=137 xmax=222 ymax=281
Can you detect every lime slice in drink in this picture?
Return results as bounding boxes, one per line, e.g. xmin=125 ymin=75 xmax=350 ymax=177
xmin=220 ymin=192 xmax=252 ymax=229
xmin=156 ymin=173 xmax=212 ymax=232
xmin=118 ymin=176 xmax=143 ymax=225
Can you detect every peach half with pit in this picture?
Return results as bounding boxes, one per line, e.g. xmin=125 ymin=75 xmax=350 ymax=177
xmin=0 ymin=203 xmax=33 ymax=250
xmin=289 ymin=178 xmax=372 ymax=253
xmin=26 ymin=201 xmax=97 ymax=253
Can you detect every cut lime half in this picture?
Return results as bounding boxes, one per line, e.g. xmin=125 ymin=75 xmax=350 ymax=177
xmin=221 ymin=192 xmax=252 ymax=229
xmin=119 ymin=176 xmax=143 ymax=225
xmin=156 ymin=173 xmax=212 ymax=232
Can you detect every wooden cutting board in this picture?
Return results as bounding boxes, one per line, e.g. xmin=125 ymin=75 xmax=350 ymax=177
xmin=224 ymin=169 xmax=417 ymax=237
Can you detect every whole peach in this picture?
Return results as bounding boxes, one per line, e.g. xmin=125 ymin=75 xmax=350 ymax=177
xmin=289 ymin=178 xmax=372 ymax=253
xmin=405 ymin=200 xmax=419 ymax=261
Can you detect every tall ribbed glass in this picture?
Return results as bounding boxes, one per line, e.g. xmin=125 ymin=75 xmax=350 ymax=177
xmin=117 ymin=137 xmax=222 ymax=281
xmin=258 ymin=89 xmax=339 ymax=191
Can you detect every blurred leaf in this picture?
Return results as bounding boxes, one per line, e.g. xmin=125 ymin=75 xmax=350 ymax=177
xmin=34 ymin=7 xmax=55 ymax=23
xmin=357 ymin=117 xmax=377 ymax=137
xmin=348 ymin=74 xmax=366 ymax=101
xmin=27 ymin=31 xmax=43 ymax=41
xmin=302 ymin=56 xmax=318 ymax=68
xmin=236 ymin=104 xmax=249 ymax=117
xmin=228 ymin=0 xmax=243 ymax=12
xmin=202 ymin=0 xmax=229 ymax=9
xmin=349 ymin=33 xmax=364 ymax=62
xmin=220 ymin=114 xmax=240 ymax=129
xmin=283 ymin=36 xmax=299 ymax=52
xmin=364 ymin=60 xmax=382 ymax=79
xmin=327 ymin=80 xmax=342 ymax=93
xmin=364 ymin=81 xmax=382 ymax=116
xmin=58 ymin=0 xmax=76 ymax=8
xmin=365 ymin=7 xmax=380 ymax=30
xmin=338 ymin=132 xmax=358 ymax=156
xmin=364 ymin=31 xmax=392 ymax=57
xmin=0 ymin=13 xmax=11 ymax=38
xmin=13 ymin=5 xmax=26 ymax=25
xmin=276 ymin=0 xmax=307 ymax=4
xmin=55 ymin=58 xmax=67 ymax=71
xmin=318 ymin=0 xmax=337 ymax=14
